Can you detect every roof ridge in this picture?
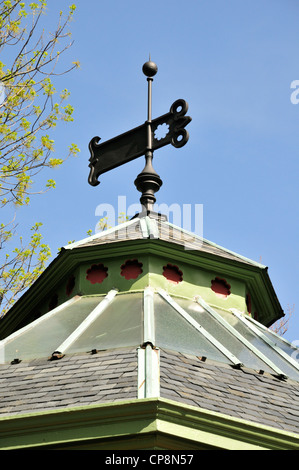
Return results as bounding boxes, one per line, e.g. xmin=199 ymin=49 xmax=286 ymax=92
xmin=63 ymin=217 xmax=139 ymax=250
xmin=62 ymin=214 xmax=266 ymax=269
xmin=163 ymin=220 xmax=266 ymax=268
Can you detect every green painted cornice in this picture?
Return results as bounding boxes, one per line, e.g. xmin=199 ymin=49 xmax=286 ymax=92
xmin=0 ymin=398 xmax=298 ymax=450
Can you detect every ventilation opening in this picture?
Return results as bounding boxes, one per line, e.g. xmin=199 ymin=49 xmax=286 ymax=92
xmin=211 ymin=277 xmax=231 ymax=298
xmin=86 ymin=264 xmax=108 ymax=284
xmin=66 ymin=275 xmax=75 ymax=296
xmin=246 ymin=293 xmax=252 ymax=314
xmin=120 ymin=259 xmax=143 ymax=280
xmin=163 ymin=264 xmax=183 ymax=284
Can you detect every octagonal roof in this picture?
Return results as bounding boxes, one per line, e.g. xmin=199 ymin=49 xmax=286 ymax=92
xmin=0 ymin=212 xmax=298 ymax=448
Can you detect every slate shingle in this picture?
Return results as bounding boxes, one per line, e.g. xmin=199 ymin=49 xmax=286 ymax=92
xmin=159 ymin=348 xmax=299 ymax=435
xmin=0 ymin=345 xmax=298 ymax=437
xmin=0 ymin=347 xmax=138 ymax=416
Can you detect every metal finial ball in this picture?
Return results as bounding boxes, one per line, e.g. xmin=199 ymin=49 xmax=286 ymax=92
xmin=142 ymin=61 xmax=158 ymax=78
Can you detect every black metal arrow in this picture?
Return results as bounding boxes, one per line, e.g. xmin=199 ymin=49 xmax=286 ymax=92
xmin=88 ymin=98 xmax=191 ymax=187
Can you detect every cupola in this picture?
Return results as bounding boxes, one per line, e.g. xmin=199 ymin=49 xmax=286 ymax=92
xmin=0 ymin=61 xmax=298 ymax=451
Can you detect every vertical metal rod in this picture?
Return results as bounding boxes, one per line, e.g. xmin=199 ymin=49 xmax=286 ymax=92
xmin=147 ymin=77 xmax=153 ymax=151
xmin=147 ymin=77 xmax=152 ymax=121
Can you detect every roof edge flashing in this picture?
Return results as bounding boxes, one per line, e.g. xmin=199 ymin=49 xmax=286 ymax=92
xmin=0 ymin=397 xmax=298 ymax=450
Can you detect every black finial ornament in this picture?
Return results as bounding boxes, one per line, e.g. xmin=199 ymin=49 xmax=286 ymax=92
xmin=142 ymin=59 xmax=158 ymax=77
xmin=88 ymin=60 xmax=191 ymax=213
xmin=134 ymin=59 xmax=162 ymax=212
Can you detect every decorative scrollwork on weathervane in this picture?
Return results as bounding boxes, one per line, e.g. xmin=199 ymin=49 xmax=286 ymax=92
xmin=88 ymin=59 xmax=191 ymax=212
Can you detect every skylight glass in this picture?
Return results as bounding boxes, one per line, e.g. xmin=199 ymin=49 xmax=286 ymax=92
xmin=64 ymin=293 xmax=143 ymax=354
xmin=215 ymin=307 xmax=299 ymax=381
xmin=174 ymin=297 xmax=277 ymax=374
xmin=154 ymin=294 xmax=235 ymax=365
xmin=1 ymin=296 xmax=104 ymax=363
xmin=1 ymin=288 xmax=298 ymax=383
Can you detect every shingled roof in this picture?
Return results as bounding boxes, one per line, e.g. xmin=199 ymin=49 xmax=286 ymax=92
xmin=0 ymin=348 xmax=138 ymax=416
xmin=159 ymin=348 xmax=299 ymax=434
xmin=0 ymin=346 xmax=298 ymax=439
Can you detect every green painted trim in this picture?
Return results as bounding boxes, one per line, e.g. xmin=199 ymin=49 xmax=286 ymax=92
xmin=0 ymin=237 xmax=283 ymax=339
xmin=0 ymin=398 xmax=298 ymax=450
xmin=143 ymin=287 xmax=155 ymax=345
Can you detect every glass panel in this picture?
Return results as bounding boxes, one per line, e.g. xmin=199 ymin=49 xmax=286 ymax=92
xmin=154 ymin=294 xmax=234 ymax=364
xmin=254 ymin=323 xmax=299 ymax=361
xmin=65 ymin=293 xmax=143 ymax=353
xmin=215 ymin=308 xmax=299 ymax=381
xmin=175 ymin=297 xmax=276 ymax=374
xmin=2 ymin=296 xmax=104 ymax=363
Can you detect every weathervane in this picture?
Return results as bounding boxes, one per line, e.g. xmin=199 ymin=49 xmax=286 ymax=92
xmin=88 ymin=59 xmax=191 ymax=212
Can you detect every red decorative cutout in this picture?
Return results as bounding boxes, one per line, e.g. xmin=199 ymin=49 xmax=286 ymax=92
xmin=246 ymin=293 xmax=252 ymax=314
xmin=66 ymin=275 xmax=75 ymax=296
xmin=120 ymin=259 xmax=143 ymax=280
xmin=162 ymin=264 xmax=183 ymax=284
xmin=211 ymin=277 xmax=231 ymax=298
xmin=86 ymin=264 xmax=108 ymax=284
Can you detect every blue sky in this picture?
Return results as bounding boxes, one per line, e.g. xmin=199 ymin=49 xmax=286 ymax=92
xmin=4 ymin=0 xmax=299 ymax=343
